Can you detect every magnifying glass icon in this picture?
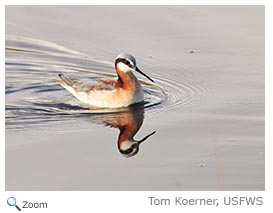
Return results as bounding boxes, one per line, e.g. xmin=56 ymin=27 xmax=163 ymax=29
xmin=7 ymin=197 xmax=21 ymax=211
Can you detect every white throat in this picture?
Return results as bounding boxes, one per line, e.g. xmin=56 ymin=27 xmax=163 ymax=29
xmin=117 ymin=62 xmax=133 ymax=73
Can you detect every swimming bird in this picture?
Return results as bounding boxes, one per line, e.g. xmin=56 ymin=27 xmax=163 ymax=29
xmin=57 ymin=53 xmax=154 ymax=108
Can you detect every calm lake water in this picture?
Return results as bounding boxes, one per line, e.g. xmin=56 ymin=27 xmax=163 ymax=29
xmin=5 ymin=6 xmax=264 ymax=190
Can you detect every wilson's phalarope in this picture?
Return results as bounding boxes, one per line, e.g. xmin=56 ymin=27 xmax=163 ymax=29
xmin=57 ymin=53 xmax=154 ymax=108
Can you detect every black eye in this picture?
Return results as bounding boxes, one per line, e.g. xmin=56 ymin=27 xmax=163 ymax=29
xmin=125 ymin=60 xmax=130 ymax=65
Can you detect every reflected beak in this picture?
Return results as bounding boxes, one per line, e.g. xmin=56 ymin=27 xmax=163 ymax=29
xmin=135 ymin=67 xmax=154 ymax=83
xmin=138 ymin=131 xmax=156 ymax=144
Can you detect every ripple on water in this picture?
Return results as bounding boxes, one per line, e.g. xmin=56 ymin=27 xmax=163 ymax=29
xmin=5 ymin=35 xmax=208 ymax=130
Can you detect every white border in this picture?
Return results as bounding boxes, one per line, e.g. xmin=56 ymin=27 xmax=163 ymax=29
xmin=2 ymin=0 xmax=268 ymax=5
xmin=1 ymin=0 xmax=271 ymax=212
xmin=1 ymin=0 xmax=5 ymax=204
xmin=265 ymin=0 xmax=272 ymax=193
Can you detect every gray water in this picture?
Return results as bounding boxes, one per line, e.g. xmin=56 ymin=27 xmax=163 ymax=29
xmin=5 ymin=6 xmax=264 ymax=190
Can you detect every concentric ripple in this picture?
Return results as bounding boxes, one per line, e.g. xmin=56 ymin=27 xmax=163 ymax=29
xmin=5 ymin=35 xmax=208 ymax=130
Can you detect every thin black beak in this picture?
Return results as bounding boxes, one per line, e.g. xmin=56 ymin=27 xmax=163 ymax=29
xmin=135 ymin=67 xmax=154 ymax=83
xmin=137 ymin=131 xmax=156 ymax=144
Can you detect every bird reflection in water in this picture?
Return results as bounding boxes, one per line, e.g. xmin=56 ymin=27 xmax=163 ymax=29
xmin=95 ymin=103 xmax=156 ymax=158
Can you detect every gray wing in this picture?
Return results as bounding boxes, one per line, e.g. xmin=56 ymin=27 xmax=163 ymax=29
xmin=57 ymin=74 xmax=115 ymax=92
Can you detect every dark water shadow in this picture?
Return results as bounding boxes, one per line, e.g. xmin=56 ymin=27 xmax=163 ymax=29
xmin=55 ymin=102 xmax=156 ymax=158
xmin=89 ymin=103 xmax=156 ymax=158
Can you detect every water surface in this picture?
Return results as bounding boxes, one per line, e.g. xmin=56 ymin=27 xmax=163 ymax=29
xmin=5 ymin=6 xmax=264 ymax=190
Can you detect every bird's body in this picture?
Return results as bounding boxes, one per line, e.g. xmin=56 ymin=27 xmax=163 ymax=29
xmin=57 ymin=53 xmax=153 ymax=108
